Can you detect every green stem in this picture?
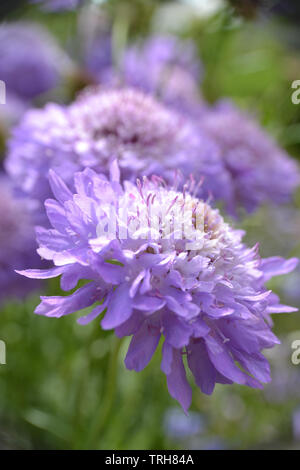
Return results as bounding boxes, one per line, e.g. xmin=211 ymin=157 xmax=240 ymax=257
xmin=85 ymin=336 xmax=123 ymax=449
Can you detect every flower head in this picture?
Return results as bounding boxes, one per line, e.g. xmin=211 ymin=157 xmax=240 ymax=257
xmin=120 ymin=35 xmax=204 ymax=117
xmin=0 ymin=22 xmax=66 ymax=100
xmin=19 ymin=165 xmax=298 ymax=411
xmin=0 ymin=175 xmax=42 ymax=304
xmin=6 ymin=87 xmax=226 ymax=211
xmin=199 ymin=101 xmax=300 ymax=214
xmin=84 ymin=34 xmax=113 ymax=84
xmin=164 ymin=407 xmax=204 ymax=440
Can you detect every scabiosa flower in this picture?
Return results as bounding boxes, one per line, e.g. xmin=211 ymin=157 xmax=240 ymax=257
xmin=6 ymin=87 xmax=227 ymax=211
xmin=0 ymin=175 xmax=42 ymax=304
xmin=0 ymin=22 xmax=67 ymax=101
xmin=199 ymin=101 xmax=300 ymax=215
xmin=19 ymin=165 xmax=298 ymax=411
xmin=119 ymin=35 xmax=204 ymax=117
xmin=164 ymin=408 xmax=204 ymax=440
xmin=84 ymin=34 xmax=113 ymax=84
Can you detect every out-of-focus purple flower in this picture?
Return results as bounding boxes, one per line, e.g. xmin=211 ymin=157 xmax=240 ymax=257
xmin=31 ymin=0 xmax=83 ymax=11
xmin=293 ymin=408 xmax=300 ymax=440
xmin=0 ymin=175 xmax=42 ymax=304
xmin=199 ymin=101 xmax=300 ymax=215
xmin=123 ymin=35 xmax=201 ymax=90
xmin=19 ymin=165 xmax=298 ymax=411
xmin=119 ymin=35 xmax=204 ymax=117
xmin=164 ymin=408 xmax=204 ymax=439
xmin=0 ymin=22 xmax=67 ymax=101
xmin=6 ymin=87 xmax=227 ymax=212
xmin=0 ymin=93 xmax=27 ymax=155
xmin=84 ymin=34 xmax=113 ymax=84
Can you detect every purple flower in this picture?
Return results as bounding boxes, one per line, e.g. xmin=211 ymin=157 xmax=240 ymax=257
xmin=6 ymin=87 xmax=227 ymax=212
xmin=19 ymin=165 xmax=298 ymax=411
xmin=164 ymin=408 xmax=204 ymax=439
xmin=0 ymin=22 xmax=67 ymax=100
xmin=199 ymin=101 xmax=300 ymax=215
xmin=0 ymin=175 xmax=42 ymax=304
xmin=119 ymin=35 xmax=204 ymax=117
xmin=84 ymin=34 xmax=113 ymax=84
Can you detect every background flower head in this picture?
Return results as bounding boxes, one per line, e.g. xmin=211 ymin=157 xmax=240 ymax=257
xmin=0 ymin=175 xmax=42 ymax=304
xmin=84 ymin=33 xmax=113 ymax=84
xmin=119 ymin=35 xmax=204 ymax=117
xmin=0 ymin=22 xmax=67 ymax=101
xmin=6 ymin=86 xmax=227 ymax=213
xmin=199 ymin=101 xmax=300 ymax=214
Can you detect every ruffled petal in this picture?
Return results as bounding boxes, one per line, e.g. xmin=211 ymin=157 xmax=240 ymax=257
xmin=125 ymin=319 xmax=161 ymax=372
xmin=16 ymin=266 xmax=65 ymax=279
xmin=45 ymin=198 xmax=67 ymax=233
xmin=48 ymin=169 xmax=73 ymax=204
xmin=60 ymin=265 xmax=94 ymax=291
xmin=115 ymin=310 xmax=144 ymax=338
xmin=132 ymin=295 xmax=166 ymax=313
xmin=77 ymin=301 xmax=107 ymax=325
xmin=35 ymin=282 xmax=98 ymax=318
xmin=161 ymin=341 xmax=173 ymax=375
xmin=266 ymin=304 xmax=298 ymax=314
xmin=101 ymin=283 xmax=133 ymax=329
xmin=204 ymin=335 xmax=254 ymax=386
xmin=261 ymin=256 xmax=299 ymax=281
xmin=187 ymin=339 xmax=216 ymax=395
xmin=231 ymin=348 xmax=271 ymax=383
xmin=162 ymin=311 xmax=193 ymax=348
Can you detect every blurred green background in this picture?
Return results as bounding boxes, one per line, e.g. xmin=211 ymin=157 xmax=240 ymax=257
xmin=0 ymin=0 xmax=300 ymax=450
